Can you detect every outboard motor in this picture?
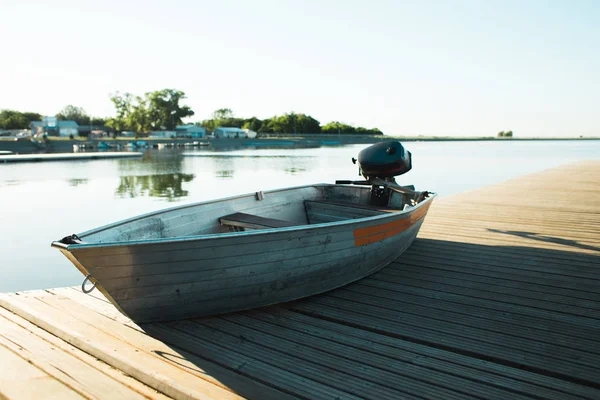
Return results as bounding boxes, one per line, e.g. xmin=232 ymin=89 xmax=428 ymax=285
xmin=338 ymin=141 xmax=423 ymax=207
xmin=356 ymin=141 xmax=412 ymax=179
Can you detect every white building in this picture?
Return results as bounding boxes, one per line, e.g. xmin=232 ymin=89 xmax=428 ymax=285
xmin=214 ymin=127 xmax=246 ymax=138
xmin=243 ymin=129 xmax=257 ymax=138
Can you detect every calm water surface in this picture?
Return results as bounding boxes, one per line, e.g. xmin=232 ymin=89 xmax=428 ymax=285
xmin=1 ymin=140 xmax=598 ymax=292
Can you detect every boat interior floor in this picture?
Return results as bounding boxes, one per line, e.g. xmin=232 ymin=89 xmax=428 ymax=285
xmin=220 ymin=200 xmax=403 ymax=232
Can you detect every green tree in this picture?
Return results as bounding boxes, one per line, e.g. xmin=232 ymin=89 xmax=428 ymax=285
xmin=258 ymin=118 xmax=274 ymax=133
xmin=355 ymin=126 xmax=383 ymax=135
xmin=106 ymin=92 xmax=134 ymax=132
xmin=22 ymin=112 xmax=43 ymax=124
xmin=128 ymin=96 xmax=151 ymax=133
xmin=106 ymin=89 xmax=194 ymax=132
xmin=0 ymin=110 xmax=41 ymax=129
xmin=146 ymin=89 xmax=194 ymax=130
xmin=199 ymin=119 xmax=216 ymax=132
xmin=295 ymin=113 xmax=320 ymax=133
xmin=219 ymin=117 xmax=245 ymax=128
xmin=321 ymin=121 xmax=381 ymax=135
xmin=266 ymin=113 xmax=320 ymax=134
xmin=199 ymin=109 xmax=246 ymax=132
xmin=90 ymin=117 xmax=106 ymax=126
xmin=322 ymin=121 xmax=355 ymax=134
xmin=57 ymin=105 xmax=90 ymax=125
xmin=212 ymin=108 xmax=234 ymax=120
xmin=242 ymin=117 xmax=262 ymax=132
xmin=497 ymin=131 xmax=505 ymax=137
xmin=504 ymin=130 xmax=513 ymax=137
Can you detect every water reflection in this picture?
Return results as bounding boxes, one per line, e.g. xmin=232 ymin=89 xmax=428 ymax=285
xmin=116 ymin=173 xmax=195 ymax=201
xmin=216 ymin=170 xmax=234 ymax=179
xmin=118 ymin=149 xmax=185 ymax=174
xmin=68 ymin=178 xmax=88 ymax=187
xmin=284 ymin=167 xmax=307 ymax=175
xmin=0 ymin=180 xmax=20 ymax=187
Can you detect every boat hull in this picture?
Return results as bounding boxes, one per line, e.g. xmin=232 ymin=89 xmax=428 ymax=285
xmin=55 ymin=185 xmax=434 ymax=323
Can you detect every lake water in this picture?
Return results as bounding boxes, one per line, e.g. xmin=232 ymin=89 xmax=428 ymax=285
xmin=1 ymin=140 xmax=598 ymax=292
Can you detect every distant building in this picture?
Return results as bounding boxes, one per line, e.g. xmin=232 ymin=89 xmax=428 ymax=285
xmin=31 ymin=118 xmax=79 ymax=137
xmin=78 ymin=125 xmax=114 ymax=137
xmin=149 ymin=131 xmax=175 ymax=138
xmin=175 ymin=124 xmax=206 ymax=138
xmin=57 ymin=121 xmax=79 ymax=137
xmin=214 ymin=127 xmax=246 ymax=138
xmin=89 ymin=130 xmax=108 ymax=139
xmin=243 ymin=129 xmax=258 ymax=138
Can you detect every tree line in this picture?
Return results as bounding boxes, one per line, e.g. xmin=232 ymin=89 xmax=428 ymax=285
xmin=199 ymin=108 xmax=383 ymax=135
xmin=0 ymin=106 xmax=106 ymax=129
xmin=1 ymin=88 xmax=384 ymax=135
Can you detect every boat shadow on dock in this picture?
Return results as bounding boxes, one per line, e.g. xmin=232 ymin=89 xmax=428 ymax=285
xmin=92 ymin=237 xmax=600 ymax=399
xmin=487 ymin=228 xmax=600 ymax=252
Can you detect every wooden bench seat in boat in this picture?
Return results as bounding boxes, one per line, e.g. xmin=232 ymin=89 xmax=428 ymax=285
xmin=219 ymin=212 xmax=296 ymax=230
xmin=304 ymin=200 xmax=401 ymax=224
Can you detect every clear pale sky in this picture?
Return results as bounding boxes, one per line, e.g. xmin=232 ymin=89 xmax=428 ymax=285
xmin=1 ymin=0 xmax=599 ymax=137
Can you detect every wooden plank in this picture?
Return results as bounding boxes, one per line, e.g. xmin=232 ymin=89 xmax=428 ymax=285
xmin=254 ymin=309 xmax=600 ymax=400
xmin=350 ymin=280 xmax=600 ymax=337
xmin=372 ymin=269 xmax=600 ymax=318
xmin=290 ymin=300 xmax=600 ymax=387
xmin=146 ymin=323 xmax=365 ymax=400
xmin=33 ymin=292 xmax=343 ymax=400
xmin=301 ymin=294 xmax=600 ymax=366
xmin=393 ymin=255 xmax=600 ymax=295
xmin=211 ymin=314 xmax=534 ymax=400
xmin=386 ymin=261 xmax=600 ymax=301
xmin=39 ymin=288 xmax=374 ymax=399
xmin=418 ymin=229 xmax=600 ymax=256
xmin=365 ymin=273 xmax=600 ymax=328
xmin=0 ymin=344 xmax=85 ymax=400
xmin=0 ymin=307 xmax=170 ymax=400
xmin=409 ymin=239 xmax=600 ymax=269
xmin=163 ymin=320 xmax=451 ymax=400
xmin=46 ymin=287 xmax=140 ymax=329
xmin=0 ymin=310 xmax=153 ymax=400
xmin=33 ymin=293 xmax=303 ymax=400
xmin=0 ymin=294 xmax=251 ymax=400
xmin=402 ymin=245 xmax=600 ymax=280
xmin=324 ymin=288 xmax=600 ymax=353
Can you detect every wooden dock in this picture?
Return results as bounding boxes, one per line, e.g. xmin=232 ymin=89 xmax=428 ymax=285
xmin=1 ymin=160 xmax=599 ymax=399
xmin=0 ymin=152 xmax=143 ymax=163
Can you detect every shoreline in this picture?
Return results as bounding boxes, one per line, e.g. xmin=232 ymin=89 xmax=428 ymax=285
xmin=0 ymin=135 xmax=598 ymax=155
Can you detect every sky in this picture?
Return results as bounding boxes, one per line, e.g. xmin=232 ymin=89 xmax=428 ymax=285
xmin=1 ymin=0 xmax=599 ymax=137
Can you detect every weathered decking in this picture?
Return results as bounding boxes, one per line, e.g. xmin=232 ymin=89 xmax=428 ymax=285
xmin=1 ymin=160 xmax=599 ymax=399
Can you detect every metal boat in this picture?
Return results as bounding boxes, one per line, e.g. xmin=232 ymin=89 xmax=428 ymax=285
xmin=52 ymin=141 xmax=435 ymax=323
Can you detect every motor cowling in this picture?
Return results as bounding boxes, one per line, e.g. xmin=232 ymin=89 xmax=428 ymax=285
xmin=357 ymin=141 xmax=412 ymax=179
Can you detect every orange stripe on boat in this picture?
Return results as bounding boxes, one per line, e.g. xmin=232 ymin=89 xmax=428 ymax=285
xmin=354 ymin=202 xmax=431 ymax=246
